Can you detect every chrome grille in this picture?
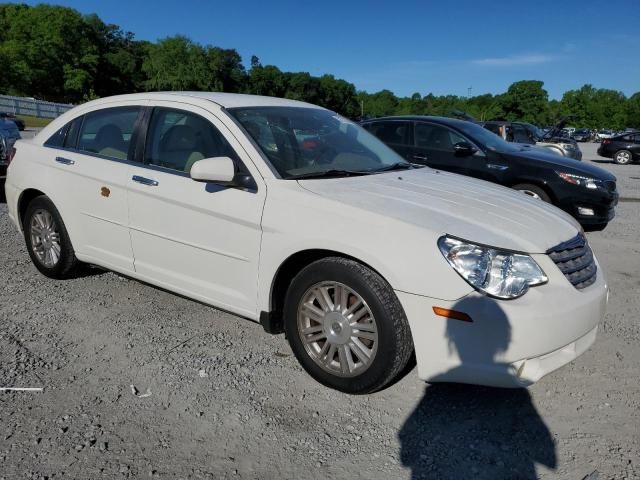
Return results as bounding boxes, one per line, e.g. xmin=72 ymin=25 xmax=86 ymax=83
xmin=547 ymin=234 xmax=597 ymax=290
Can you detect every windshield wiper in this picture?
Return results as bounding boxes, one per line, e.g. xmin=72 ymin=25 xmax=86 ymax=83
xmin=286 ymin=169 xmax=373 ymax=180
xmin=372 ymin=162 xmax=419 ymax=172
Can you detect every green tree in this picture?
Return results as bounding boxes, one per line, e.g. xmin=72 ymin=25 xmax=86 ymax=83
xmin=142 ymin=35 xmax=211 ymax=91
xmin=0 ymin=4 xmax=100 ymax=102
xmin=499 ymin=80 xmax=549 ymax=124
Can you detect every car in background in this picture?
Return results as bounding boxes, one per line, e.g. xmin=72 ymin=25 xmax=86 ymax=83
xmin=0 ymin=116 xmax=21 ymax=180
xmin=596 ymin=129 xmax=616 ymax=141
xmin=597 ymin=133 xmax=640 ymax=165
xmin=5 ymin=92 xmax=610 ymax=393
xmin=571 ymin=129 xmax=592 ymax=142
xmin=457 ymin=115 xmax=582 ymax=161
xmin=0 ymin=112 xmax=26 ymax=131
xmin=361 ymin=115 xmax=617 ymax=230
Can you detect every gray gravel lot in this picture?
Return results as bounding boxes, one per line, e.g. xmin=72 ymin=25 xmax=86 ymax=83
xmin=1 ymin=140 xmax=639 ymax=479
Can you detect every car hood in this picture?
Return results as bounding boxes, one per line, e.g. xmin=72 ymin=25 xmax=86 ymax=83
xmin=502 ymin=148 xmax=616 ymax=181
xmin=298 ymin=168 xmax=580 ymax=254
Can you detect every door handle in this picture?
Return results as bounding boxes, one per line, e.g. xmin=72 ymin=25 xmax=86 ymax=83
xmin=412 ymin=154 xmax=428 ymax=161
xmin=132 ymin=175 xmax=159 ymax=186
xmin=487 ymin=164 xmax=509 ymax=171
xmin=55 ymin=156 xmax=75 ymax=165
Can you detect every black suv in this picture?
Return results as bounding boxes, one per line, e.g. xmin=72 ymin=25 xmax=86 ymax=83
xmin=361 ymin=116 xmax=618 ymax=230
xmin=597 ymin=133 xmax=640 ymax=165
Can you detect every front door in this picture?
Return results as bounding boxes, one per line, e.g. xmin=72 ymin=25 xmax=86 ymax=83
xmin=126 ymin=103 xmax=265 ymax=318
xmin=411 ymin=122 xmax=473 ymax=175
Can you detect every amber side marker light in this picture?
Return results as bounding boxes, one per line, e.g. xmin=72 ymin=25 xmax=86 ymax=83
xmin=432 ymin=307 xmax=473 ymax=322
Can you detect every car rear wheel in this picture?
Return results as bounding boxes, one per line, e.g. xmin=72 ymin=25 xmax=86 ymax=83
xmin=23 ymin=195 xmax=80 ymax=279
xmin=512 ymin=184 xmax=551 ymax=203
xmin=284 ymin=257 xmax=413 ymax=394
xmin=614 ymin=150 xmax=632 ymax=165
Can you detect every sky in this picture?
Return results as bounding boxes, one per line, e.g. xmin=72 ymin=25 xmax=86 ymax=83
xmin=10 ymin=0 xmax=640 ymax=99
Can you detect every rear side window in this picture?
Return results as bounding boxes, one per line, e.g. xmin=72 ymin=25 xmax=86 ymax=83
xmin=144 ymin=108 xmax=238 ymax=173
xmin=367 ymin=121 xmax=410 ymax=146
xmin=64 ymin=117 xmax=82 ymax=149
xmin=44 ymin=123 xmax=69 ymax=148
xmin=77 ymin=107 xmax=140 ymax=160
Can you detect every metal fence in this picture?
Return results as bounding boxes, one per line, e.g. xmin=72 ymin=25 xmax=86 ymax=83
xmin=0 ymin=94 xmax=73 ymax=119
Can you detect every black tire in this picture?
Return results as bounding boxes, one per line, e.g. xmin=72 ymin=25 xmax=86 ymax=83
xmin=613 ymin=150 xmax=633 ymax=165
xmin=23 ymin=195 xmax=80 ymax=279
xmin=512 ymin=183 xmax=551 ymax=203
xmin=284 ymin=257 xmax=413 ymax=394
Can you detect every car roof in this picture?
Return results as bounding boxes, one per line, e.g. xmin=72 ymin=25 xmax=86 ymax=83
xmin=361 ymin=115 xmax=476 ymax=129
xmin=81 ymin=92 xmax=324 ymax=110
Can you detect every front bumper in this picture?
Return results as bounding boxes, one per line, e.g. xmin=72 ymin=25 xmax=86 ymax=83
xmin=397 ymin=253 xmax=608 ymax=388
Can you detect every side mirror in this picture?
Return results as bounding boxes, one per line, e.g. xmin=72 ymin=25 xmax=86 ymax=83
xmin=190 ymin=156 xmax=235 ymax=184
xmin=453 ymin=142 xmax=476 ymax=157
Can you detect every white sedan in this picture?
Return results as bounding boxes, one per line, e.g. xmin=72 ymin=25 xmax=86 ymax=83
xmin=5 ymin=92 xmax=608 ymax=393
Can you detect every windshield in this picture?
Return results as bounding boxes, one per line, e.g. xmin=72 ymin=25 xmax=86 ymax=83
xmin=457 ymin=121 xmax=521 ymax=153
xmin=228 ymin=107 xmax=409 ymax=178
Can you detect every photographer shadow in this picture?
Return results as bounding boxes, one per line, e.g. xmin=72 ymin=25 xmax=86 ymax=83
xmin=399 ymin=297 xmax=557 ymax=479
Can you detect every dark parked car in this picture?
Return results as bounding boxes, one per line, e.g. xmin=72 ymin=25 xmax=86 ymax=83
xmin=0 ymin=117 xmax=21 ymax=180
xmin=0 ymin=112 xmax=25 ymax=131
xmin=571 ymin=129 xmax=592 ymax=142
xmin=597 ymin=133 xmax=640 ymax=165
xmin=361 ymin=116 xmax=618 ymax=230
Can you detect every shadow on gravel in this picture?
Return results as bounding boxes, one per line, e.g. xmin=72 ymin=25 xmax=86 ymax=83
xmin=0 ymin=180 xmax=6 ymax=204
xmin=399 ymin=297 xmax=556 ymax=479
xmin=590 ymin=159 xmax=613 ymax=164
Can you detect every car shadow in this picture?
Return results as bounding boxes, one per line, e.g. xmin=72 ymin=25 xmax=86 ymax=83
xmin=0 ymin=180 xmax=6 ymax=204
xmin=589 ymin=159 xmax=613 ymax=164
xmin=398 ymin=297 xmax=557 ymax=479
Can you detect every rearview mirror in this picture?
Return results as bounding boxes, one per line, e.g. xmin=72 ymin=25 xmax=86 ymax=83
xmin=453 ymin=142 xmax=476 ymax=157
xmin=190 ymin=156 xmax=235 ymax=184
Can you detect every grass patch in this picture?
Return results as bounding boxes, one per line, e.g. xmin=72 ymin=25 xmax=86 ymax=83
xmin=16 ymin=115 xmax=53 ymax=128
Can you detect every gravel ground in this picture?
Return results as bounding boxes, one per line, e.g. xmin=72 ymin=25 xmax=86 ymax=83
xmin=1 ymin=140 xmax=639 ymax=480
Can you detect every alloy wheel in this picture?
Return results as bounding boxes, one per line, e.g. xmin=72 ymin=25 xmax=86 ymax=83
xmin=297 ymin=281 xmax=378 ymax=377
xmin=30 ymin=209 xmax=61 ymax=267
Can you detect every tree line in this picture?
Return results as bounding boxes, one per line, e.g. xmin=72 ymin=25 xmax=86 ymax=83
xmin=1 ymin=3 xmax=638 ymax=129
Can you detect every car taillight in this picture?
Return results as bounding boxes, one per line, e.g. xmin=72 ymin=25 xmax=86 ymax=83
xmin=8 ymin=146 xmax=16 ymax=164
xmin=602 ymin=139 xmax=611 ymax=145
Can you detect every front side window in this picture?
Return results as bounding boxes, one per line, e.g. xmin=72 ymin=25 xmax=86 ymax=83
xmin=145 ymin=108 xmax=238 ymax=173
xmin=414 ymin=123 xmax=466 ymax=151
xmin=229 ymin=107 xmax=408 ymax=178
xmin=78 ymin=107 xmax=140 ymax=160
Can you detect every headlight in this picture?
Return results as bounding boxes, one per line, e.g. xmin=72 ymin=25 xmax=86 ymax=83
xmin=556 ymin=171 xmax=599 ymax=189
xmin=438 ymin=236 xmax=547 ymax=299
xmin=562 ymin=143 xmax=577 ymax=150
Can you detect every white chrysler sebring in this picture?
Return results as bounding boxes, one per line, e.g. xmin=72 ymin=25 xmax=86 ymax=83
xmin=5 ymin=92 xmax=608 ymax=393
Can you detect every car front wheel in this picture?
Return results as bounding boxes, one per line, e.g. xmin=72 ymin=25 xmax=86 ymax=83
xmin=23 ymin=195 xmax=80 ymax=279
xmin=284 ymin=257 xmax=413 ymax=394
xmin=512 ymin=183 xmax=551 ymax=203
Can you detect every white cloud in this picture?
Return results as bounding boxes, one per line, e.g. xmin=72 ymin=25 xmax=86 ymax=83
xmin=471 ymin=54 xmax=554 ymax=66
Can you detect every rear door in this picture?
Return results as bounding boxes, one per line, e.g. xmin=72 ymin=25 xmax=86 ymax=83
xmin=363 ymin=120 xmax=413 ymax=161
xmin=126 ymin=102 xmax=265 ymax=318
xmin=41 ymin=105 xmax=141 ymax=272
